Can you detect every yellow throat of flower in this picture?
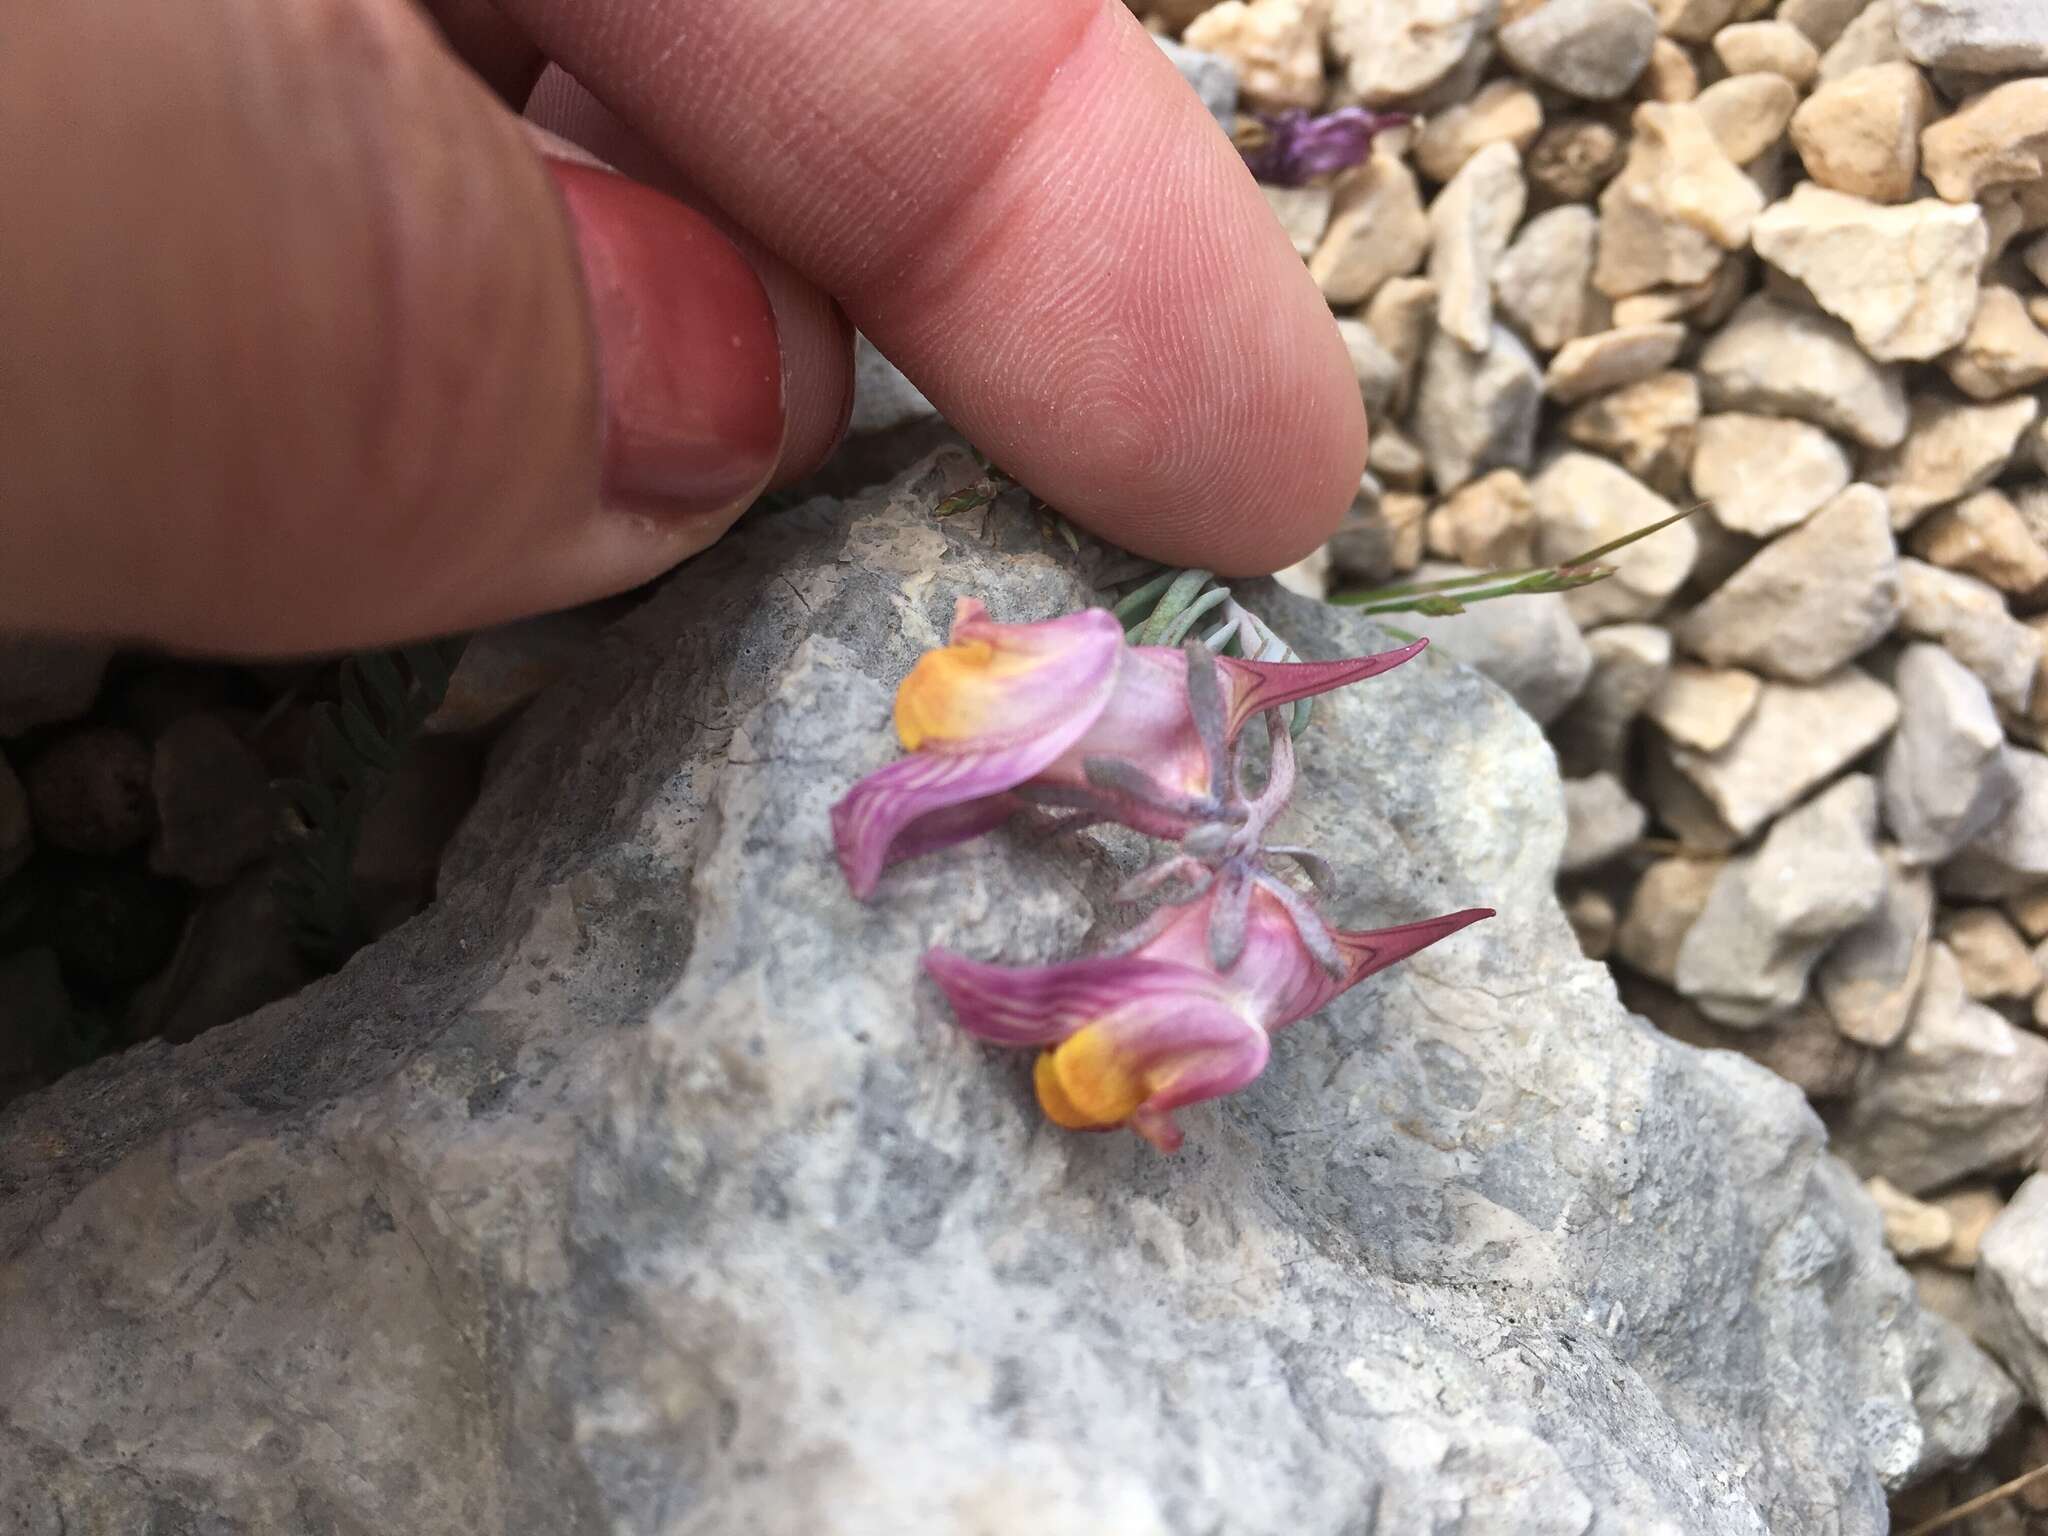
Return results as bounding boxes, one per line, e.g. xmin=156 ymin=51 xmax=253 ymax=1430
xmin=1033 ymin=1025 xmax=1147 ymax=1131
xmin=893 ymin=638 xmax=1036 ymax=750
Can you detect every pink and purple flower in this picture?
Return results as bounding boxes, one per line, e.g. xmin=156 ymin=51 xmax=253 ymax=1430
xmin=831 ymin=597 xmax=1426 ymax=898
xmin=926 ymin=885 xmax=1492 ymax=1151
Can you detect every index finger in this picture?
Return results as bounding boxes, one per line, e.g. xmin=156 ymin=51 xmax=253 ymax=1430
xmin=497 ymin=0 xmax=1366 ymax=575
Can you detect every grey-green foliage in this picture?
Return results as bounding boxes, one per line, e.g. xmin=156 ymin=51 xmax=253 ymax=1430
xmin=1111 ymin=568 xmax=1317 ymax=735
xmin=277 ymin=641 xmax=461 ymax=968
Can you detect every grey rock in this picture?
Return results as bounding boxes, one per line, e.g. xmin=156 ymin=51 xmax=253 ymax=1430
xmin=1337 ymin=318 xmax=1403 ymax=419
xmin=1617 ymin=854 xmax=1724 ymax=985
xmin=1896 ymin=558 xmax=2042 ymax=716
xmin=1695 ymin=73 xmax=1802 ymax=165
xmin=1894 ymin=0 xmax=2048 ymax=71
xmin=1632 ymin=979 xmax=1867 ymax=1101
xmin=1867 ymin=1177 xmax=1954 ymax=1260
xmin=1428 ymin=142 xmax=1526 ymax=351
xmin=1783 ymin=0 xmax=1882 ymax=46
xmin=423 ymin=608 xmax=618 ymax=737
xmin=1783 ymin=0 xmax=1882 ymax=48
xmin=1330 ymin=0 xmax=1499 ymax=104
xmin=1413 ymin=322 xmax=1542 ymax=490
xmin=1398 ymin=562 xmax=1593 ymax=724
xmin=24 ymin=725 xmax=153 ymax=857
xmin=1817 ymin=847 xmax=1935 ymax=1047
xmin=1543 ymin=324 xmax=1686 ymax=405
xmin=148 ymin=713 xmax=277 ymax=888
xmin=1155 ymin=35 xmax=1241 ymax=123
xmin=1313 ymin=155 xmax=1432 ymax=307
xmin=0 ymin=751 xmax=28 ymax=883
xmin=1868 ymin=395 xmax=2041 ymax=531
xmin=0 ymin=639 xmax=111 ymax=738
xmin=1564 ymin=887 xmax=1618 ymax=959
xmin=0 ymin=448 xmax=2014 ymax=1530
xmin=1415 ymin=79 xmax=1546 ymax=184
xmin=124 ymin=865 xmax=314 ymax=1047
xmin=1490 ymin=208 xmax=1597 ymax=354
xmin=1675 ymin=485 xmax=1899 ymax=682
xmin=1942 ymin=747 xmax=2048 ymax=900
xmin=1593 ymin=104 xmax=1763 ymax=298
xmin=850 ymin=333 xmax=938 ymax=436
xmin=1819 ymin=0 xmax=1908 ymax=79
xmin=1750 ymin=187 xmax=1986 ymax=363
xmin=1529 ymin=453 xmax=1698 ymax=626
xmin=1561 ymin=771 xmax=1646 ymax=873
xmin=1552 ymin=622 xmax=1673 ymax=776
xmin=0 ymin=947 xmax=68 ymax=1095
xmin=1675 ymin=776 xmax=1886 ymax=1026
xmin=1664 ymin=669 xmax=1899 ymax=839
xmin=1881 ymin=642 xmax=2016 ymax=867
xmin=1527 ymin=115 xmax=1627 ymax=202
xmin=1939 ymin=907 xmax=2041 ymax=1002
xmin=1499 ymin=0 xmax=1658 ymax=98
xmin=1837 ymin=942 xmax=2048 ymax=1193
xmin=1561 ymin=370 xmax=1698 ymax=496
xmin=1698 ymin=297 xmax=1909 ymax=450
xmin=1263 ymin=182 xmax=1335 ymax=258
xmin=1647 ymin=664 xmax=1762 ymax=754
xmin=1976 ymin=1174 xmax=2048 ymax=1410
xmin=1327 ymin=474 xmax=1401 ymax=584
xmin=1364 ymin=275 xmax=1437 ymax=416
xmin=1426 ymin=469 xmax=1537 ymax=569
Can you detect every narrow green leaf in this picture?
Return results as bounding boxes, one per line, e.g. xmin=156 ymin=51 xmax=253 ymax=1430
xmin=1555 ymin=503 xmax=1700 ymax=567
xmin=1113 ymin=570 xmax=1178 ymax=627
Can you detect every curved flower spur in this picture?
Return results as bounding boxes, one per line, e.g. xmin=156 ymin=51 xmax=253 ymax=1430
xmin=831 ymin=598 xmax=1492 ymax=1150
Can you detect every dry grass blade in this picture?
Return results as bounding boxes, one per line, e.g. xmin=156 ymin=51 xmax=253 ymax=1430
xmin=1900 ymin=1460 xmax=2048 ymax=1536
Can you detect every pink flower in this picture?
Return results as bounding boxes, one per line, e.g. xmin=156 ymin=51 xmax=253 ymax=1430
xmin=831 ymin=598 xmax=1426 ymax=898
xmin=926 ymin=886 xmax=1492 ymax=1151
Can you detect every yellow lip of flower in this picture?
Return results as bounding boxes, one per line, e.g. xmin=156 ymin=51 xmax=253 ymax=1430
xmin=1033 ymin=1025 xmax=1148 ymax=1131
xmin=894 ymin=637 xmax=1034 ymax=750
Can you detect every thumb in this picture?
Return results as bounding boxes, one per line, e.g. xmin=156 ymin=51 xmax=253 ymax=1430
xmin=0 ymin=0 xmax=788 ymax=655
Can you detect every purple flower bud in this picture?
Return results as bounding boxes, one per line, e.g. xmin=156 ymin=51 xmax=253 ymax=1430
xmin=1240 ymin=108 xmax=1408 ymax=187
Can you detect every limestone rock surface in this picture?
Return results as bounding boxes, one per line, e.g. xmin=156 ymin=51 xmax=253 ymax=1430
xmin=0 ymin=449 xmax=2013 ymax=1533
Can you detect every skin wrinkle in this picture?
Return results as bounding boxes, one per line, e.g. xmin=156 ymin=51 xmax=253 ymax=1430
xmin=853 ymin=12 xmax=1346 ymax=553
xmin=499 ymin=0 xmax=1362 ymax=571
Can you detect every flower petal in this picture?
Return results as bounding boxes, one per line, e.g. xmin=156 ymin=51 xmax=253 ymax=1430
xmin=833 ymin=735 xmax=1066 ymax=899
xmin=893 ymin=599 xmax=1123 ymax=753
xmin=834 ymin=601 xmax=1129 ymax=899
xmin=923 ymin=947 xmax=1218 ymax=1045
xmin=1216 ymin=639 xmax=1428 ymax=737
xmin=1128 ymin=1026 xmax=1270 ymax=1153
xmin=1037 ymin=1002 xmax=1270 ymax=1152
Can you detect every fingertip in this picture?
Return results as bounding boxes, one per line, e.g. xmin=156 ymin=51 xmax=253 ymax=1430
xmin=526 ymin=69 xmax=855 ymax=489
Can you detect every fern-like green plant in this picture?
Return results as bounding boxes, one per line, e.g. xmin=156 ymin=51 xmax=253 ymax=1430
xmin=277 ymin=640 xmax=462 ymax=968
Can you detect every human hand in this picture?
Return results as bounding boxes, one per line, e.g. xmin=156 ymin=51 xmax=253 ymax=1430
xmin=0 ymin=0 xmax=1366 ymax=654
